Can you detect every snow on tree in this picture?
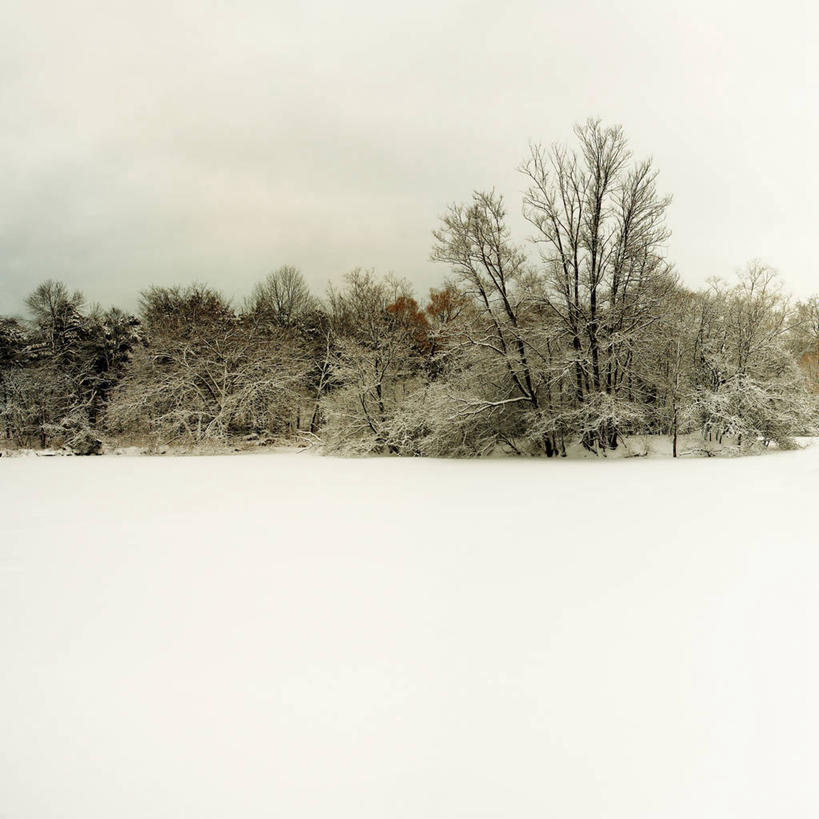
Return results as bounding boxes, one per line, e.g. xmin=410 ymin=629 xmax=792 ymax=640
xmin=320 ymin=270 xmax=430 ymax=454
xmin=519 ymin=119 xmax=677 ymax=451
xmin=106 ymin=284 xmax=309 ymax=446
xmin=2 ymin=122 xmax=816 ymax=458
xmin=686 ymin=265 xmax=815 ymax=450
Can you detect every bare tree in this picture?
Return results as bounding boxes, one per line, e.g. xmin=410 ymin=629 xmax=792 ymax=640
xmin=520 ymin=119 xmax=676 ymax=449
xmin=245 ymin=265 xmax=317 ymax=327
xmin=687 ymin=264 xmax=813 ymax=449
xmin=320 ymin=270 xmax=429 ymax=453
xmin=430 ymin=191 xmax=569 ymax=454
xmin=107 ymin=284 xmax=309 ymax=446
xmin=25 ymin=280 xmax=86 ymax=354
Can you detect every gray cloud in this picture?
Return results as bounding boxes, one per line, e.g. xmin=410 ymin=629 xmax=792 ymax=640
xmin=1 ymin=0 xmax=816 ymax=315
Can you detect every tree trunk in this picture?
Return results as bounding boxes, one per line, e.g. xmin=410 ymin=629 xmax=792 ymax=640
xmin=672 ymin=409 xmax=678 ymax=458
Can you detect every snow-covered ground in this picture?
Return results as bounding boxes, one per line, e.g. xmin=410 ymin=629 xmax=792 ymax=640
xmin=2 ymin=443 xmax=818 ymax=818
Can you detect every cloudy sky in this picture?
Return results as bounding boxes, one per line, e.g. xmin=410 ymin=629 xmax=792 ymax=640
xmin=1 ymin=0 xmax=816 ymax=314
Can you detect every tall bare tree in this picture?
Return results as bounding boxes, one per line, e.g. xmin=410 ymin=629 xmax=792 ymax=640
xmin=520 ymin=119 xmax=676 ymax=448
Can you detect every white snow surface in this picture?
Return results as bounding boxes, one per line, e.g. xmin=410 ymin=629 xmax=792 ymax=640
xmin=2 ymin=443 xmax=819 ymax=818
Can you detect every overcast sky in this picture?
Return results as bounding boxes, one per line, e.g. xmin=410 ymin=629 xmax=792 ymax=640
xmin=1 ymin=0 xmax=816 ymax=315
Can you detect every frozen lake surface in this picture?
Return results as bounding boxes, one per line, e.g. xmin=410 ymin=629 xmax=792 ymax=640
xmin=2 ymin=444 xmax=819 ymax=818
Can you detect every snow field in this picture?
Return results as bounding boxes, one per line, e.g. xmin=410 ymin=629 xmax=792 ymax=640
xmin=2 ymin=444 xmax=819 ymax=818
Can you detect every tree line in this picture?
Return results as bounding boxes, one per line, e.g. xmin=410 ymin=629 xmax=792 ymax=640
xmin=2 ymin=120 xmax=817 ymax=456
